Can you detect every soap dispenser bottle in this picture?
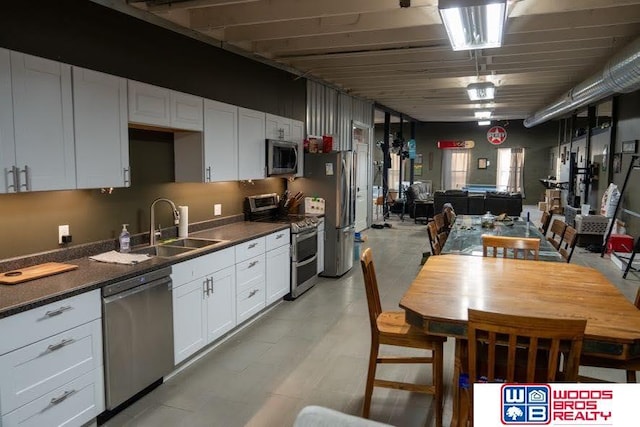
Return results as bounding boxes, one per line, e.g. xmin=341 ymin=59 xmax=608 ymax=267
xmin=119 ymin=224 xmax=131 ymax=253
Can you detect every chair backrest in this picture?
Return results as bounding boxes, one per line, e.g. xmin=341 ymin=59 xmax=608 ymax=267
xmin=427 ymin=221 xmax=441 ymax=255
xmin=433 ymin=213 xmax=446 ymax=233
xmin=559 ymin=226 xmax=578 ymax=262
xmin=539 ymin=211 xmax=551 ymax=235
xmin=547 ymin=219 xmax=566 ymax=249
xmin=635 ymin=286 xmax=640 ymax=309
xmin=375 ymin=196 xmax=384 ymax=206
xmin=467 ymin=309 xmax=587 ymax=383
xmin=360 ymin=248 xmax=383 ymax=335
xmin=482 ymin=235 xmax=541 ymax=260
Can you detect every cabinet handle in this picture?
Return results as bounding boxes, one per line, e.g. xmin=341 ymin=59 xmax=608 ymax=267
xmin=203 ymin=280 xmax=209 ymax=299
xmin=248 ymin=260 xmax=259 ymax=268
xmin=276 ymin=233 xmax=284 ymax=239
xmin=208 ymin=277 xmax=214 ymax=294
xmin=123 ymin=167 xmax=130 ymax=186
xmin=49 ymin=389 xmax=76 ymax=407
xmin=278 ymin=128 xmax=284 ymax=140
xmin=248 ymin=289 xmax=258 ymax=298
xmin=43 ymin=305 xmax=72 ymax=318
xmin=46 ymin=338 xmax=75 ymax=353
xmin=19 ymin=165 xmax=30 ymax=191
xmin=5 ymin=166 xmax=18 ymax=192
xmin=248 ymin=243 xmax=257 ymax=249
xmin=206 ymin=166 xmax=212 ymax=182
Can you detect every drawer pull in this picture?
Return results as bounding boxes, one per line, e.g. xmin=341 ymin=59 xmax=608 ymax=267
xmin=276 ymin=233 xmax=284 ymax=239
xmin=49 ymin=389 xmax=76 ymax=407
xmin=203 ymin=279 xmax=209 ymax=299
xmin=44 ymin=305 xmax=72 ymax=318
xmin=248 ymin=289 xmax=259 ymax=298
xmin=248 ymin=260 xmax=259 ymax=268
xmin=46 ymin=338 xmax=75 ymax=353
xmin=248 ymin=243 xmax=258 ymax=249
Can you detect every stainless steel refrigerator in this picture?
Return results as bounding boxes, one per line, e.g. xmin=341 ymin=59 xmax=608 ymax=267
xmin=292 ymin=151 xmax=356 ymax=277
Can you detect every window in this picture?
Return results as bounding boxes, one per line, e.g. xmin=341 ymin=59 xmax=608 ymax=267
xmin=442 ymin=150 xmax=469 ymax=189
xmin=497 ymin=148 xmax=525 ymax=196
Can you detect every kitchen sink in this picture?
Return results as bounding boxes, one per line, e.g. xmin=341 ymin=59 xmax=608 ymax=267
xmin=160 ymin=238 xmax=227 ymax=249
xmin=130 ymin=238 xmax=229 ymax=259
xmin=130 ymin=245 xmax=195 ymax=258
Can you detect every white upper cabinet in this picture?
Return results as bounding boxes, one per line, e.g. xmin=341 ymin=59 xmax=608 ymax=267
xmin=10 ymin=51 xmax=75 ymax=192
xmin=203 ymin=99 xmax=238 ymax=182
xmin=128 ymin=80 xmax=203 ymax=131
xmin=0 ymin=48 xmax=15 ymax=194
xmin=265 ymin=113 xmax=291 ymax=141
xmin=238 ymin=107 xmax=266 ymax=180
xmin=174 ymin=99 xmax=238 ymax=183
xmin=73 ymin=67 xmax=129 ymax=189
xmin=127 ymin=80 xmax=171 ymax=127
xmin=170 ymin=91 xmax=203 ymax=131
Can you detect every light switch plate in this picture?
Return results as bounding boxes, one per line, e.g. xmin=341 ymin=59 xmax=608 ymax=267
xmin=214 ymin=204 xmax=222 ymax=216
xmin=58 ymin=225 xmax=69 ymax=244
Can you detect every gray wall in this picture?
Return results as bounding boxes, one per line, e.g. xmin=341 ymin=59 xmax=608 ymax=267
xmin=0 ymin=1 xmax=306 ymax=119
xmin=374 ymin=120 xmax=558 ymax=202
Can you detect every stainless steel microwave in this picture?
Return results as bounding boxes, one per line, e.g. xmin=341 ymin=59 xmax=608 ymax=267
xmin=266 ymin=139 xmax=298 ymax=176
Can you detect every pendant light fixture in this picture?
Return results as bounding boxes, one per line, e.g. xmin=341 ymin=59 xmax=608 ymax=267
xmin=467 ymin=82 xmax=496 ymax=101
xmin=438 ymin=0 xmax=507 ymax=51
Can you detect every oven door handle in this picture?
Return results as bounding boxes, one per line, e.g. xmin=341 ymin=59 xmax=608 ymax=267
xmin=296 ymin=254 xmax=317 ymax=268
xmin=295 ymin=229 xmax=318 ymax=242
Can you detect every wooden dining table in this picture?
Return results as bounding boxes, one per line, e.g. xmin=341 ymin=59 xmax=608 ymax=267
xmin=399 ymin=254 xmax=640 ymax=427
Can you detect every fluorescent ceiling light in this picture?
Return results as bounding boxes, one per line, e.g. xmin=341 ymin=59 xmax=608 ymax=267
xmin=475 ymin=111 xmax=492 ymax=119
xmin=438 ymin=0 xmax=507 ymax=51
xmin=467 ymin=82 xmax=496 ymax=101
xmin=478 ymin=120 xmax=491 ymax=126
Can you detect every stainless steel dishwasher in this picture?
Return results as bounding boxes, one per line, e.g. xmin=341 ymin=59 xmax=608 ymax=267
xmin=102 ymin=266 xmax=174 ymax=410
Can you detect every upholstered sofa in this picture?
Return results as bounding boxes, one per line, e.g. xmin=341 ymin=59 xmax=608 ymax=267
xmin=433 ymin=190 xmax=523 ymax=216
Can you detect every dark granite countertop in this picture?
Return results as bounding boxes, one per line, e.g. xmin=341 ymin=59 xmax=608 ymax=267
xmin=0 ymin=221 xmax=289 ymax=319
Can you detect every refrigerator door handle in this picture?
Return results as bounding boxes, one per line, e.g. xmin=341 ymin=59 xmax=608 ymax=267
xmin=341 ymin=156 xmax=348 ymax=228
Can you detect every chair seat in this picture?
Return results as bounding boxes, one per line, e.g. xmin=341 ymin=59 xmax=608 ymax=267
xmin=377 ymin=311 xmax=446 ymax=348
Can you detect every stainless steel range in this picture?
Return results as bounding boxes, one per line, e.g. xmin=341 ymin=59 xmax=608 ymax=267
xmin=245 ymin=193 xmax=319 ymax=299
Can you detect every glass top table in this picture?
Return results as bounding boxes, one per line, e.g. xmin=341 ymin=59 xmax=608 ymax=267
xmin=441 ymin=215 xmax=563 ymax=262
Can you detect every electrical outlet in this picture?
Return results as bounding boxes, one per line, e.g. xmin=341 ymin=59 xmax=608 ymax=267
xmin=58 ymin=225 xmax=69 ymax=244
xmin=214 ymin=204 xmax=222 ymax=216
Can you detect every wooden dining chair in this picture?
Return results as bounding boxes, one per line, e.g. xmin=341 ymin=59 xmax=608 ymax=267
xmin=559 ymin=225 xmax=578 ymax=262
xmin=427 ymin=221 xmax=442 ymax=255
xmin=538 ymin=211 xmax=552 ymax=236
xmin=467 ymin=309 xmax=587 ymax=426
xmin=482 ymin=235 xmax=541 ymax=260
xmin=360 ymin=248 xmax=446 ymax=426
xmin=546 ymin=219 xmax=567 ymax=250
xmin=433 ymin=213 xmax=447 ymax=234
xmin=579 ymin=287 xmax=640 ymax=383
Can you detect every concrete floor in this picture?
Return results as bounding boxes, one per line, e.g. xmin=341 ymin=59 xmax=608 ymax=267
xmin=104 ymin=206 xmax=639 ymax=427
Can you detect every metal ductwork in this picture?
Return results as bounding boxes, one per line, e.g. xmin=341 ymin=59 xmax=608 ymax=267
xmin=524 ymin=36 xmax=640 ymax=128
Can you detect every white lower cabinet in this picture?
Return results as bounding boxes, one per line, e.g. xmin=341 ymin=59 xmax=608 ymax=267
xmin=172 ymin=248 xmax=236 ymax=365
xmin=0 ymin=289 xmax=103 ymax=427
xmin=236 ymin=254 xmax=266 ymax=324
xmin=266 ymin=229 xmax=291 ymax=305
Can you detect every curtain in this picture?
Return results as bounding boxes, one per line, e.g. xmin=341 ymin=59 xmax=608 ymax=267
xmin=507 ymin=148 xmax=525 ymax=197
xmin=441 ymin=149 xmax=470 ymax=190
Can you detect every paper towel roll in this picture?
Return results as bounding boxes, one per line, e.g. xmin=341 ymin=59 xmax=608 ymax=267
xmin=178 ymin=206 xmax=189 ymax=238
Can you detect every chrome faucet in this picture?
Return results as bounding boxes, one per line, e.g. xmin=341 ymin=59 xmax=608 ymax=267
xmin=149 ymin=198 xmax=180 ymax=246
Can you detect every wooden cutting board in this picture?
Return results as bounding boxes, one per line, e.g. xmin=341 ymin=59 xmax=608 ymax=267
xmin=0 ymin=262 xmax=78 ymax=285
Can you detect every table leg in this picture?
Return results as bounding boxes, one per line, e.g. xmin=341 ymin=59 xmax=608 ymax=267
xmin=451 ymin=339 xmax=470 ymax=427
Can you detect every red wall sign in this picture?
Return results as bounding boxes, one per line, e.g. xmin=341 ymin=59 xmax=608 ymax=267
xmin=487 ymin=126 xmax=507 ymax=145
xmin=437 ymin=140 xmax=475 ymax=149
